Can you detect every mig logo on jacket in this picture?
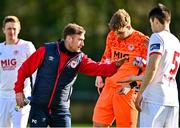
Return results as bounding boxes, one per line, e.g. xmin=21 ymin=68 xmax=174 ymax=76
xmin=1 ymin=59 xmax=17 ymax=70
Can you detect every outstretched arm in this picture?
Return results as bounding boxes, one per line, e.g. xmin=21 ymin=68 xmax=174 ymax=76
xmin=79 ymin=56 xmax=128 ymax=77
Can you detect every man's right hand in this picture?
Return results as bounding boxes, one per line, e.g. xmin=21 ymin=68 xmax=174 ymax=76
xmin=95 ymin=76 xmax=104 ymax=88
xmin=16 ymin=92 xmax=25 ymax=108
xmin=115 ymin=56 xmax=129 ymax=68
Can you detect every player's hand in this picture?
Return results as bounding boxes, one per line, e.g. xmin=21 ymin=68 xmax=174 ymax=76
xmin=135 ymin=92 xmax=143 ymax=111
xmin=118 ymin=84 xmax=131 ymax=95
xmin=16 ymin=92 xmax=25 ymax=108
xmin=95 ymin=76 xmax=104 ymax=88
xmin=115 ymin=56 xmax=129 ymax=68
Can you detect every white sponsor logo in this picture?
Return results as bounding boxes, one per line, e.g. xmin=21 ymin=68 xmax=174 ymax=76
xmin=48 ymin=56 xmax=54 ymax=61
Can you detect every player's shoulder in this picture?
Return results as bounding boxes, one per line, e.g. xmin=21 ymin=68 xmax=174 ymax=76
xmin=130 ymin=30 xmax=149 ymax=44
xmin=0 ymin=42 xmax=5 ymax=49
xmin=18 ymin=39 xmax=35 ymax=51
xmin=133 ymin=30 xmax=148 ymax=38
xmin=107 ymin=31 xmax=116 ymax=39
xmin=150 ymin=32 xmax=163 ymax=42
xmin=0 ymin=42 xmax=4 ymax=46
xmin=19 ymin=39 xmax=33 ymax=45
xmin=106 ymin=31 xmax=118 ymax=46
xmin=18 ymin=39 xmax=35 ymax=47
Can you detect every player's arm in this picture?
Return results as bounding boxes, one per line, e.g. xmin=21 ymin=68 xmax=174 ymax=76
xmin=130 ymin=35 xmax=149 ymax=89
xmin=27 ymin=41 xmax=37 ymax=86
xmin=139 ymin=53 xmax=161 ymax=93
xmin=139 ymin=33 xmax=162 ymax=93
xmin=14 ymin=47 xmax=45 ymax=93
xmin=135 ymin=53 xmax=162 ymax=111
xmin=14 ymin=47 xmax=45 ymax=107
xmin=78 ymin=55 xmax=127 ymax=77
xmin=95 ymin=32 xmax=113 ymax=89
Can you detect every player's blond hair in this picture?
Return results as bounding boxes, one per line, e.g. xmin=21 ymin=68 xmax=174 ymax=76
xmin=108 ymin=9 xmax=131 ymax=31
xmin=2 ymin=16 xmax=21 ymax=29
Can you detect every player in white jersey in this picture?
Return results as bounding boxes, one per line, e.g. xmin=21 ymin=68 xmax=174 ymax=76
xmin=135 ymin=3 xmax=180 ymax=128
xmin=0 ymin=16 xmax=36 ymax=128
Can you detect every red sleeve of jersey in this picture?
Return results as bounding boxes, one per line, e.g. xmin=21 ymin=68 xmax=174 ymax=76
xmin=78 ymin=55 xmax=118 ymax=77
xmin=14 ymin=47 xmax=45 ymax=93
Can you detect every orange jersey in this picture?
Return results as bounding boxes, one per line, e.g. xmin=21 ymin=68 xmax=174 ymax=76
xmin=101 ymin=31 xmax=148 ymax=87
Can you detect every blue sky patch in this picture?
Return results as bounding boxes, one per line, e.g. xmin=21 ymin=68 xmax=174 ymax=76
xmin=150 ymin=43 xmax=160 ymax=51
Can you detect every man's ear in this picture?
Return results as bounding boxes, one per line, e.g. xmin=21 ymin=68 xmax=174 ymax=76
xmin=66 ymin=35 xmax=72 ymax=42
xmin=154 ymin=18 xmax=160 ymax=25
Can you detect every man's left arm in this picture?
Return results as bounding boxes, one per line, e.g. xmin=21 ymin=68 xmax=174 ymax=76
xmin=135 ymin=53 xmax=161 ymax=111
xmin=140 ymin=54 xmax=161 ymax=93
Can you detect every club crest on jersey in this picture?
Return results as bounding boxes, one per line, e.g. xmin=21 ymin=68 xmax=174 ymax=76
xmin=13 ymin=50 xmax=19 ymax=55
xmin=128 ymin=44 xmax=134 ymax=51
xmin=70 ymin=60 xmax=78 ymax=68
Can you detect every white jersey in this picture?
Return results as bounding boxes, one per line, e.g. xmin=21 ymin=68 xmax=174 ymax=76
xmin=143 ymin=30 xmax=180 ymax=106
xmin=0 ymin=39 xmax=36 ymax=98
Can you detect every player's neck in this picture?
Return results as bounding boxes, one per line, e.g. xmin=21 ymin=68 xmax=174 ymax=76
xmin=126 ymin=28 xmax=134 ymax=38
xmin=129 ymin=28 xmax=134 ymax=35
xmin=163 ymin=25 xmax=170 ymax=32
xmin=5 ymin=38 xmax=19 ymax=45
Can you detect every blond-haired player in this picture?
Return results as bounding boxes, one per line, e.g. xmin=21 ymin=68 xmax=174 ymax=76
xmin=0 ymin=16 xmax=36 ymax=128
xmin=93 ymin=9 xmax=148 ymax=127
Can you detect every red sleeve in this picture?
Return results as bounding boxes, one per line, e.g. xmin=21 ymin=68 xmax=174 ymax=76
xmin=14 ymin=47 xmax=45 ymax=93
xmin=78 ymin=55 xmax=118 ymax=77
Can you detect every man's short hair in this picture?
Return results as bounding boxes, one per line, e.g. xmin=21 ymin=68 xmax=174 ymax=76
xmin=108 ymin=9 xmax=131 ymax=31
xmin=148 ymin=3 xmax=171 ymax=25
xmin=2 ymin=16 xmax=21 ymax=29
xmin=63 ymin=23 xmax=86 ymax=39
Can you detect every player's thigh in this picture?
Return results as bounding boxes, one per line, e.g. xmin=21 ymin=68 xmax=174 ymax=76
xmin=28 ymin=105 xmax=49 ymax=127
xmin=12 ymin=104 xmax=30 ymax=128
xmin=93 ymin=85 xmax=115 ymax=125
xmin=139 ymin=102 xmax=166 ymax=127
xmin=50 ymin=108 xmax=71 ymax=127
xmin=114 ymin=93 xmax=138 ymax=127
xmin=0 ymin=98 xmax=11 ymax=127
xmin=21 ymin=104 xmax=30 ymax=128
xmin=12 ymin=110 xmax=21 ymax=128
xmin=164 ymin=106 xmax=179 ymax=128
